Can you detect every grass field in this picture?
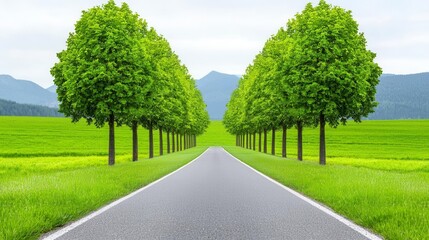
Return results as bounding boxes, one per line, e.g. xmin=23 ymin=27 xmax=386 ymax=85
xmin=1 ymin=117 xmax=429 ymax=239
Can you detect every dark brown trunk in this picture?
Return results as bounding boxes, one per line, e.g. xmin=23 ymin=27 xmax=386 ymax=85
xmin=258 ymin=131 xmax=262 ymax=152
xmin=108 ymin=114 xmax=115 ymax=165
xmin=172 ymin=131 xmax=175 ymax=153
xmin=176 ymin=132 xmax=179 ymax=152
xmin=246 ymin=133 xmax=249 ymax=149
xmin=132 ymin=121 xmax=138 ymax=161
xmin=180 ymin=134 xmax=183 ymax=151
xmin=282 ymin=125 xmax=287 ymax=158
xmin=253 ymin=133 xmax=256 ymax=151
xmin=263 ymin=129 xmax=267 ymax=153
xmin=194 ymin=135 xmax=196 ymax=147
xmin=249 ymin=133 xmax=252 ymax=149
xmin=271 ymin=127 xmax=275 ymax=155
xmin=298 ymin=121 xmax=303 ymax=161
xmin=319 ymin=114 xmax=326 ymax=165
xmin=159 ymin=128 xmax=163 ymax=156
xmin=149 ymin=125 xmax=154 ymax=159
xmin=167 ymin=131 xmax=170 ymax=154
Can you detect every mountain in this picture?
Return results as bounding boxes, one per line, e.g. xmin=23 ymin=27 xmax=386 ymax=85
xmin=0 ymin=98 xmax=62 ymax=117
xmin=196 ymin=71 xmax=240 ymax=120
xmin=0 ymin=75 xmax=58 ymax=107
xmin=369 ymin=72 xmax=429 ymax=119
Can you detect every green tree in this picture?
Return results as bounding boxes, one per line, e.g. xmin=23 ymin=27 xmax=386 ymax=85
xmin=51 ymin=1 xmax=151 ymax=165
xmin=286 ymin=0 xmax=382 ymax=164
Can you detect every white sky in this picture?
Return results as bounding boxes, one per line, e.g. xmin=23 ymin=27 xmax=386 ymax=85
xmin=1 ymin=0 xmax=428 ymax=88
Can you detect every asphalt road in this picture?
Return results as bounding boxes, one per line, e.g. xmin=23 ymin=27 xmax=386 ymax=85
xmin=45 ymin=147 xmax=378 ymax=240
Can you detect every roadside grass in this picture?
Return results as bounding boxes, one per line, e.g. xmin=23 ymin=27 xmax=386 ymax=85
xmin=0 ymin=116 xmax=166 ymax=158
xmin=0 ymin=147 xmax=207 ymax=240
xmin=251 ymin=120 xmax=429 ymax=164
xmin=224 ymin=146 xmax=429 ymax=240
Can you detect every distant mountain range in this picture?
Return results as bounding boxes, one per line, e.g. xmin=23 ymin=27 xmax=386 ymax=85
xmin=0 ymin=75 xmax=58 ymax=107
xmin=1 ymin=72 xmax=428 ymax=120
xmin=369 ymin=73 xmax=429 ymax=119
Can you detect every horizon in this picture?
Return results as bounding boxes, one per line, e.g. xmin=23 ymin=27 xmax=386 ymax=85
xmin=2 ymin=70 xmax=429 ymax=89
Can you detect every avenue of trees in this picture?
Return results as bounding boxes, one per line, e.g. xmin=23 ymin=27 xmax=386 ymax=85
xmin=51 ymin=0 xmax=209 ymax=165
xmin=223 ymin=1 xmax=382 ymax=165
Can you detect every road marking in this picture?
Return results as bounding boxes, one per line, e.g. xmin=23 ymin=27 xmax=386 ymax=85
xmin=223 ymin=148 xmax=383 ymax=240
xmin=41 ymin=148 xmax=210 ymax=240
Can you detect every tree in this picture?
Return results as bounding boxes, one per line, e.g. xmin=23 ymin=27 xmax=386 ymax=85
xmin=286 ymin=0 xmax=382 ymax=164
xmin=51 ymin=0 xmax=151 ymax=165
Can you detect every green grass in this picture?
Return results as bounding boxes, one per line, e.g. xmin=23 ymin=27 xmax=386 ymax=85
xmin=251 ymin=120 xmax=429 ymax=165
xmin=0 ymin=116 xmax=168 ymax=158
xmin=1 ymin=117 xmax=429 ymax=239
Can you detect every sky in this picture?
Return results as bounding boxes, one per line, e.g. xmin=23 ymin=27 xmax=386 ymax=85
xmin=1 ymin=0 xmax=428 ymax=88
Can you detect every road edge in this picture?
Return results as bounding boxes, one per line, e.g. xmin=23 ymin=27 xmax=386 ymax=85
xmin=222 ymin=147 xmax=383 ymax=240
xmin=41 ymin=147 xmax=210 ymax=240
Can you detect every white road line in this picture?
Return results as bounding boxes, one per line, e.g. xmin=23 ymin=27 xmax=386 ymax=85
xmin=223 ymin=148 xmax=383 ymax=240
xmin=41 ymin=148 xmax=210 ymax=240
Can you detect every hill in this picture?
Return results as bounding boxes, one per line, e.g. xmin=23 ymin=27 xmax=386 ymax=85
xmin=0 ymin=75 xmax=58 ymax=107
xmin=196 ymin=71 xmax=239 ymax=120
xmin=0 ymin=99 xmax=62 ymax=117
xmin=369 ymin=72 xmax=429 ymax=119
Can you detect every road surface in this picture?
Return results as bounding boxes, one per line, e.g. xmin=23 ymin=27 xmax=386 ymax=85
xmin=44 ymin=147 xmax=379 ymax=240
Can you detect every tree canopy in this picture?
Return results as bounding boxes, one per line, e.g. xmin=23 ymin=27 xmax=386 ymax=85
xmin=224 ymin=0 xmax=381 ymax=164
xmin=52 ymin=0 xmax=209 ymax=164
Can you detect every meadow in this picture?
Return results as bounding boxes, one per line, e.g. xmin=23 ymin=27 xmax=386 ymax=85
xmin=1 ymin=117 xmax=429 ymax=239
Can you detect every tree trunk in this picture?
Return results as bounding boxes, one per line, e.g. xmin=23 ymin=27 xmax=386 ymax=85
xmin=108 ymin=114 xmax=115 ymax=165
xmin=176 ymin=132 xmax=179 ymax=152
xmin=194 ymin=135 xmax=196 ymax=147
xmin=258 ymin=131 xmax=262 ymax=152
xmin=319 ymin=114 xmax=326 ymax=165
xmin=298 ymin=121 xmax=303 ymax=161
xmin=271 ymin=127 xmax=275 ymax=155
xmin=246 ymin=133 xmax=249 ymax=149
xmin=249 ymin=133 xmax=252 ymax=149
xmin=282 ymin=125 xmax=287 ymax=158
xmin=263 ymin=129 xmax=267 ymax=153
xmin=149 ymin=125 xmax=154 ymax=159
xmin=132 ymin=121 xmax=138 ymax=162
xmin=167 ymin=131 xmax=170 ymax=154
xmin=172 ymin=131 xmax=175 ymax=153
xmin=253 ymin=133 xmax=256 ymax=150
xmin=159 ymin=128 xmax=163 ymax=156
xmin=180 ymin=134 xmax=183 ymax=151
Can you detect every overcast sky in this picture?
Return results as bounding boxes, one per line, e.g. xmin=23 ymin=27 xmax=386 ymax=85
xmin=1 ymin=0 xmax=428 ymax=88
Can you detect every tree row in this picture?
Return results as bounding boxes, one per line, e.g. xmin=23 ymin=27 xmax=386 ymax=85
xmin=51 ymin=0 xmax=209 ymax=165
xmin=223 ymin=0 xmax=381 ymax=164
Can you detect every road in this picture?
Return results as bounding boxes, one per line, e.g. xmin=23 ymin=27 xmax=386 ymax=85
xmin=44 ymin=147 xmax=379 ymax=240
